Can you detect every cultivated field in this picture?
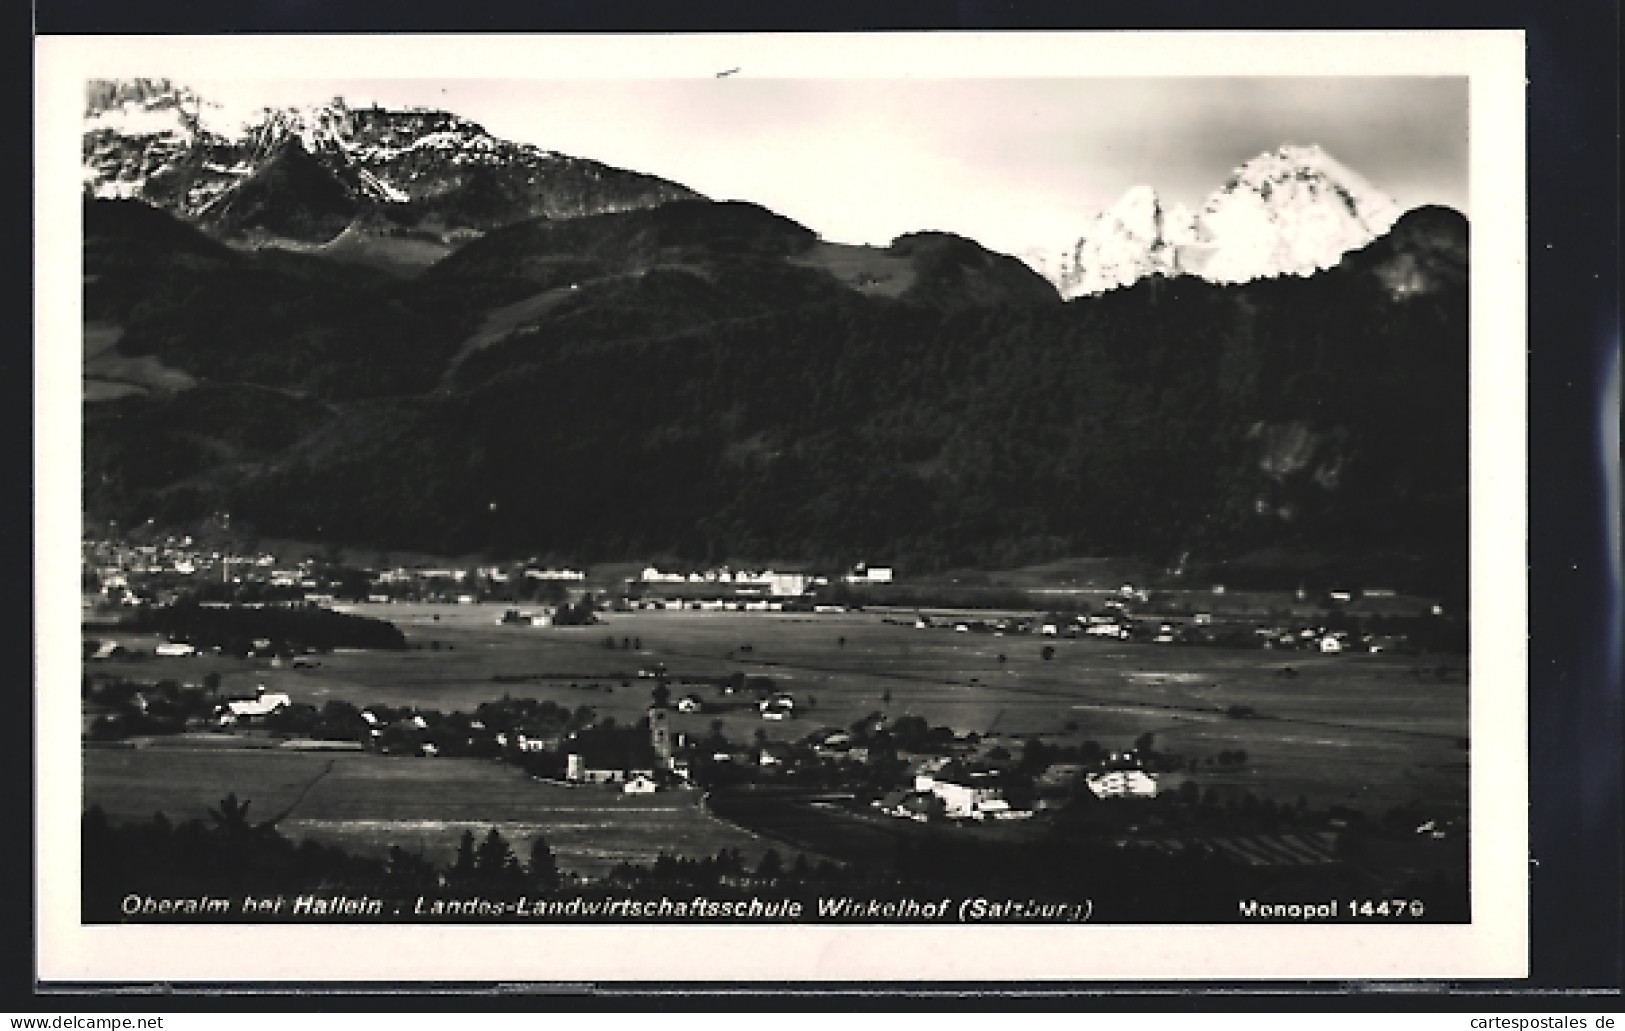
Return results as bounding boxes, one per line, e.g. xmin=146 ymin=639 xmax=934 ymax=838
xmin=82 ymin=745 xmax=776 ymax=876
xmin=92 ymin=602 xmax=1471 ymax=826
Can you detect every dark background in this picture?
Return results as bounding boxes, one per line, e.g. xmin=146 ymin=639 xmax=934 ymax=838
xmin=12 ymin=0 xmax=1620 ymax=1006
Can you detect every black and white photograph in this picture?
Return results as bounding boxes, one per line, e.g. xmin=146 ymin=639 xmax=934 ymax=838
xmin=35 ymin=31 xmax=1528 ymax=982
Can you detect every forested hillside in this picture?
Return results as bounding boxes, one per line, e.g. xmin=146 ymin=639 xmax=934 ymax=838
xmin=83 ymin=198 xmax=1467 ymax=599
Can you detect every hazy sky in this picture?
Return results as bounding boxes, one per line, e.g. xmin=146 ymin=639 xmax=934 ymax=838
xmin=187 ymin=76 xmax=1469 ymax=262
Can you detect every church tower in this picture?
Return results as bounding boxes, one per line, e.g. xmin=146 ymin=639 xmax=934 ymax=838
xmin=648 ymin=705 xmax=673 ymax=768
xmin=648 ymin=678 xmax=673 ymax=768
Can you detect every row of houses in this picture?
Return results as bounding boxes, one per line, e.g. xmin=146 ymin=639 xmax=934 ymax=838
xmin=639 ymin=566 xmax=822 ymax=597
xmin=637 ymin=562 xmax=892 ymax=597
xmin=873 ymin=749 xmax=1163 ymax=824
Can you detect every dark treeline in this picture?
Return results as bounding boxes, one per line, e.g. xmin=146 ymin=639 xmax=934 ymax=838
xmin=83 ymin=799 xmax=539 ymax=920
xmin=123 ymin=600 xmax=407 ymax=653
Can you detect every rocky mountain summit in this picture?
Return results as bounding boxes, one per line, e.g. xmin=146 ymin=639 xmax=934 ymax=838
xmin=83 ymin=79 xmax=702 ymax=261
xmin=1057 ymin=145 xmax=1405 ymax=297
xmin=1057 ymin=186 xmax=1194 ymax=296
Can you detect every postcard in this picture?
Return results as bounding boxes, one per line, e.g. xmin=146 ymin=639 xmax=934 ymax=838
xmin=36 ymin=29 xmax=1527 ymax=983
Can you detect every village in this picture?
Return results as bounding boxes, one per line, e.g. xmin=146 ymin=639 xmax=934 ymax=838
xmin=81 ymin=663 xmax=1163 ymax=822
xmin=81 ymin=526 xmax=1467 ymax=888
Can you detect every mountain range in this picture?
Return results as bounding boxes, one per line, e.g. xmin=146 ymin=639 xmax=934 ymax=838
xmin=80 ymin=81 xmax=1469 ymax=598
xmin=84 ymin=79 xmax=702 ymax=272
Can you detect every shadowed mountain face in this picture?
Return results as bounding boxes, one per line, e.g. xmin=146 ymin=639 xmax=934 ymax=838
xmin=198 ymin=138 xmax=362 ymax=243
xmin=1343 ymin=205 xmax=1469 ymax=299
xmin=83 ymin=191 xmax=1467 ymax=599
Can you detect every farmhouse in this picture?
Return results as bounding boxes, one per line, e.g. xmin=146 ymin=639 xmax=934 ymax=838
xmin=218 ymin=686 xmax=292 ymax=725
xmin=758 ymin=695 xmax=794 ymax=720
xmin=913 ymin=761 xmax=1010 ymax=820
xmin=843 ymin=563 xmax=893 ymax=584
xmin=1084 ymin=767 xmax=1160 ymax=800
xmin=932 ymin=777 xmax=1005 ymax=820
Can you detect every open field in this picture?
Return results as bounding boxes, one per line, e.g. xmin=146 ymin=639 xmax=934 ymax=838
xmin=787 ymin=242 xmax=917 ymax=298
xmin=83 ymin=320 xmax=196 ymax=401
xmin=82 ymin=745 xmax=776 ymax=876
xmin=90 ymin=602 xmax=1469 ymax=826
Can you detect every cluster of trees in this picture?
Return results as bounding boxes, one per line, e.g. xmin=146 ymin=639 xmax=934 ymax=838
xmin=531 ymin=716 xmax=657 ymax=773
xmin=122 ymin=599 xmax=407 ymax=653
xmin=82 ymin=673 xmax=218 ymax=739
xmin=549 ymin=593 xmax=601 ymax=626
xmin=80 ymin=796 xmax=839 ymax=922
xmin=81 ymin=799 xmax=566 ymax=921
xmin=83 ymin=797 xmax=414 ymax=920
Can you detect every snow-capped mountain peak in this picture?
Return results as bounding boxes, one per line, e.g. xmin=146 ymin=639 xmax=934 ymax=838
xmin=1057 ymin=185 xmax=1190 ymax=296
xmin=1192 ymin=144 xmax=1402 ymax=284
xmin=1056 ymin=144 xmax=1404 ymax=297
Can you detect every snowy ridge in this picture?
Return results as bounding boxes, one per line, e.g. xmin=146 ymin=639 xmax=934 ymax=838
xmin=355 ymin=168 xmax=411 ymax=204
xmin=1057 ymin=186 xmax=1192 ymax=296
xmin=80 ymin=78 xmax=281 ymax=207
xmin=82 ymin=79 xmax=702 ymax=241
xmin=1056 ymin=144 xmax=1404 ymax=297
xmin=1193 ymin=144 xmax=1401 ymax=284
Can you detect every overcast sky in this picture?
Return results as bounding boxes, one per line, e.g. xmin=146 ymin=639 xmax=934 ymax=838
xmin=187 ymin=76 xmax=1468 ymax=263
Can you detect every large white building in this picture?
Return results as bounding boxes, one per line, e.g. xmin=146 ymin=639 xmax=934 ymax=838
xmin=1084 ymin=768 xmax=1160 ymax=799
xmin=844 ymin=563 xmax=894 ymax=584
xmin=915 ymin=766 xmax=1006 ymax=820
